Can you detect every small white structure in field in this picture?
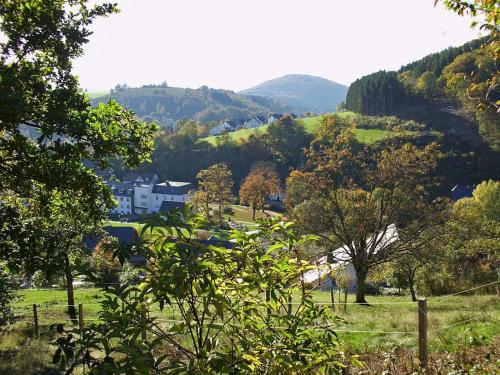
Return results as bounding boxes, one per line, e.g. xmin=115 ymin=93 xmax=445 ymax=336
xmin=303 ymin=224 xmax=399 ymax=290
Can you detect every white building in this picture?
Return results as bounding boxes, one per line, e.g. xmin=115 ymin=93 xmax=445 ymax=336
xmin=267 ymin=114 xmax=282 ymax=124
xmin=130 ymin=174 xmax=159 ymax=215
xmin=244 ymin=116 xmax=265 ymax=129
xmin=107 ymin=174 xmax=192 ymax=216
xmin=109 ymin=182 xmax=135 ymax=215
xmin=150 ymin=181 xmax=192 ymax=213
xmin=209 ymin=122 xmax=233 ymax=136
xmin=303 ymin=224 xmax=399 ymax=290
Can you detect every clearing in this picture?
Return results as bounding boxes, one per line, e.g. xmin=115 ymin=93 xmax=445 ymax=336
xmin=200 ymin=112 xmax=388 ymax=145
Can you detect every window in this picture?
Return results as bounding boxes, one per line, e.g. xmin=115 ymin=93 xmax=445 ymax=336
xmin=141 ymin=202 xmax=147 ymax=207
xmin=171 ymin=197 xmax=173 ymax=201
xmin=127 ymin=205 xmax=130 ymax=209
xmin=126 ymin=197 xmax=130 ymax=202
xmin=120 ymin=197 xmax=123 ymax=201
xmin=156 ymin=196 xmax=158 ymax=200
xmin=141 ymin=194 xmax=147 ymax=199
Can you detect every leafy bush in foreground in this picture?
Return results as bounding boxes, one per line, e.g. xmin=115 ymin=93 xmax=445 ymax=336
xmin=0 ymin=262 xmax=17 ymax=328
xmin=52 ymin=211 xmax=359 ymax=374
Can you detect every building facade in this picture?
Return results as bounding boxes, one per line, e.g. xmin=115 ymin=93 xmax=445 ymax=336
xmin=108 ymin=174 xmax=191 ymax=215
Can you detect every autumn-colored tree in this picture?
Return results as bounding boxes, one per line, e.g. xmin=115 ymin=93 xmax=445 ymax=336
xmin=92 ymin=237 xmax=122 ymax=287
xmin=240 ymin=162 xmax=281 ymax=220
xmin=194 ymin=163 xmax=233 ymax=225
xmin=240 ymin=175 xmax=268 ymax=221
xmin=287 ymin=115 xmax=446 ymax=303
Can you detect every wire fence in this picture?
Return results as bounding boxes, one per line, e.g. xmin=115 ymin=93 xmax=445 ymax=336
xmin=11 ymin=281 xmax=500 ymax=355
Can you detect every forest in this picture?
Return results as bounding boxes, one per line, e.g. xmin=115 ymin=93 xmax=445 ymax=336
xmin=345 ymin=37 xmax=499 ymax=151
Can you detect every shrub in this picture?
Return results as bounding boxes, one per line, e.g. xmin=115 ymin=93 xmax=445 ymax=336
xmin=52 ymin=213 xmax=360 ymax=373
xmin=0 ymin=262 xmax=17 ymax=328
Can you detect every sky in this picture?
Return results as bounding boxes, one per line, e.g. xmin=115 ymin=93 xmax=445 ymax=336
xmin=74 ymin=0 xmax=481 ymax=92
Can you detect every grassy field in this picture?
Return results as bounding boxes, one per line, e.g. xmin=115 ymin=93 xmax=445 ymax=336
xmin=2 ymin=289 xmax=498 ymax=374
xmin=200 ymin=111 xmax=388 ymax=146
xmin=86 ymin=90 xmax=109 ymax=99
xmin=9 ymin=289 xmax=500 ymax=348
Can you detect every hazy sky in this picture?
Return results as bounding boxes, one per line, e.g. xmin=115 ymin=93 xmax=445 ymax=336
xmin=74 ymin=0 xmax=481 ymax=92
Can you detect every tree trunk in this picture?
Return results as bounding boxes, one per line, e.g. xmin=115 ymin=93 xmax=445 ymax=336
xmin=265 ymin=289 xmax=271 ymax=317
xmin=408 ymin=273 xmax=417 ymax=302
xmin=343 ymin=287 xmax=348 ymax=313
xmin=355 ymin=270 xmax=368 ymax=304
xmin=252 ymin=207 xmax=256 ymax=221
xmin=329 ymin=275 xmax=335 ymax=311
xmin=64 ymin=255 xmax=77 ymax=322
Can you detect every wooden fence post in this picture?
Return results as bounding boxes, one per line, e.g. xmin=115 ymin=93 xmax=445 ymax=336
xmin=78 ymin=304 xmax=84 ymax=336
xmin=33 ymin=304 xmax=39 ymax=338
xmin=418 ymin=298 xmax=428 ymax=369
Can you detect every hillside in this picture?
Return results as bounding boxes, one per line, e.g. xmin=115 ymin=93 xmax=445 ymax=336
xmin=345 ymin=37 xmax=498 ymax=150
xmin=201 ymin=112 xmax=387 ymax=145
xmin=92 ymin=84 xmax=289 ymax=129
xmin=239 ymin=74 xmax=348 ymax=114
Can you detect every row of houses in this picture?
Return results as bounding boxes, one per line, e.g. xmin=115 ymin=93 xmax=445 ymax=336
xmin=209 ymin=113 xmax=283 ymax=136
xmin=107 ymin=173 xmax=191 ymax=216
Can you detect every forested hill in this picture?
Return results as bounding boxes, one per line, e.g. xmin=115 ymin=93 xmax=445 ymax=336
xmin=239 ymin=74 xmax=348 ymax=114
xmin=345 ymin=37 xmax=499 ymax=151
xmin=92 ymin=84 xmax=289 ymax=129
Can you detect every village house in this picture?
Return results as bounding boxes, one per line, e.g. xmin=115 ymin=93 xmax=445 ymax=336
xmin=107 ymin=173 xmax=191 ymax=216
xmin=244 ymin=116 xmax=266 ymax=129
xmin=267 ymin=113 xmax=282 ymax=123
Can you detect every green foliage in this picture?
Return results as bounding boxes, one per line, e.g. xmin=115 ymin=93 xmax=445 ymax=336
xmin=414 ymin=181 xmax=499 ymax=295
xmin=0 ymin=262 xmax=17 ymax=328
xmin=51 ymin=213 xmax=358 ymax=374
xmin=95 ymin=84 xmax=287 ymax=129
xmin=345 ymin=36 xmax=498 ymax=152
xmin=0 ymin=0 xmax=158 ymax=222
xmin=287 ymin=117 xmax=445 ymax=303
xmin=346 ymin=71 xmax=404 ymax=115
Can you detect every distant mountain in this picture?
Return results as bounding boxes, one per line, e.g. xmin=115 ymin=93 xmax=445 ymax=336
xmin=93 ymin=84 xmax=289 ymax=129
xmin=238 ymin=74 xmax=348 ymax=114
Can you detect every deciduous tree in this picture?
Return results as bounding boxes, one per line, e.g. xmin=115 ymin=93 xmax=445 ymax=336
xmin=239 ymin=162 xmax=281 ymax=220
xmin=195 ymin=163 xmax=233 ymax=225
xmin=287 ymin=115 xmax=446 ymax=303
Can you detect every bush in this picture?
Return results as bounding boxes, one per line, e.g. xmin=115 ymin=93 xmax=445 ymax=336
xmin=52 ymin=214 xmax=360 ymax=373
xmin=31 ymin=270 xmax=50 ymax=289
xmin=0 ymin=262 xmax=17 ymax=328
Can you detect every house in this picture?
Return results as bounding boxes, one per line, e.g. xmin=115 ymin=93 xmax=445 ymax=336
xmin=451 ymin=184 xmax=474 ymax=201
xmin=268 ymin=191 xmax=285 ymax=202
xmin=132 ymin=174 xmax=160 ymax=215
xmin=209 ymin=119 xmax=246 ymax=135
xmin=106 ymin=174 xmax=191 ymax=216
xmin=159 ymin=200 xmax=186 ymax=213
xmin=109 ymin=182 xmax=135 ymax=215
xmin=209 ymin=121 xmax=233 ymax=136
xmin=267 ymin=113 xmax=282 ymax=123
xmin=303 ymin=224 xmax=399 ymax=291
xmin=151 ymin=181 xmax=192 ymax=213
xmin=244 ymin=116 xmax=266 ymax=129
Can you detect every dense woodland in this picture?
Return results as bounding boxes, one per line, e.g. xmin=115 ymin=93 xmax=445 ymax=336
xmin=346 ymin=37 xmax=499 ymax=151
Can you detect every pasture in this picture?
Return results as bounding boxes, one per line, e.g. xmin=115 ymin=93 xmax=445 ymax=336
xmin=200 ymin=112 xmax=389 ymax=145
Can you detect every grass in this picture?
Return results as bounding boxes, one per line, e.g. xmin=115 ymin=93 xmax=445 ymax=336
xmin=9 ymin=290 xmax=499 ymax=350
xmin=200 ymin=111 xmax=388 ymax=145
xmin=227 ymin=204 xmax=278 ymax=223
xmin=3 ymin=290 xmax=498 ymax=373
xmin=86 ymin=90 xmax=109 ymax=99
